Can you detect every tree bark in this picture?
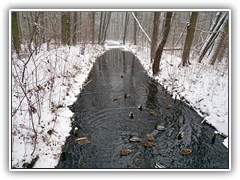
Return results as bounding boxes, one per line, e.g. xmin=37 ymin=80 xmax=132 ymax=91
xmin=133 ymin=12 xmax=137 ymax=45
xmin=209 ymin=12 xmax=222 ymax=35
xmin=208 ymin=15 xmax=228 ymax=65
xmin=101 ymin=12 xmax=111 ymax=44
xmin=123 ymin=12 xmax=129 ymax=45
xmin=182 ymin=12 xmax=198 ymax=66
xmin=98 ymin=12 xmax=103 ymax=44
xmin=92 ymin=12 xmax=95 ymax=44
xmin=61 ymin=12 xmax=71 ymax=45
xmin=151 ymin=12 xmax=160 ymax=62
xmin=152 ymin=12 xmax=172 ymax=75
xmin=12 ymin=12 xmax=21 ymax=55
xmin=72 ymin=12 xmax=78 ymax=46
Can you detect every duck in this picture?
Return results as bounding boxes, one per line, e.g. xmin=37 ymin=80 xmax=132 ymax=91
xmin=73 ymin=127 xmax=79 ymax=137
xmin=211 ymin=131 xmax=220 ymax=144
xmin=119 ymin=149 xmax=132 ymax=156
xmin=155 ymin=125 xmax=166 ymax=131
xmin=165 ymin=103 xmax=173 ymax=109
xmin=180 ymin=148 xmax=192 ymax=155
xmin=129 ymin=112 xmax=134 ymax=119
xmin=75 ymin=137 xmax=91 ymax=144
xmin=153 ymin=162 xmax=166 ymax=168
xmin=112 ymin=96 xmax=118 ymax=101
xmin=149 ymin=110 xmax=157 ymax=116
xmin=146 ymin=134 xmax=154 ymax=141
xmin=138 ymin=105 xmax=143 ymax=111
xmin=128 ymin=135 xmax=140 ymax=142
xmin=124 ymin=93 xmax=130 ymax=98
xmin=177 ymin=131 xmax=184 ymax=140
xmin=144 ymin=141 xmax=156 ymax=147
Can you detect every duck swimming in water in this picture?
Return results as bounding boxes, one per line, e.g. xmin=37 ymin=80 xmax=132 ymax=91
xmin=73 ymin=127 xmax=79 ymax=137
xmin=177 ymin=131 xmax=184 ymax=140
xmin=138 ymin=105 xmax=143 ymax=111
xmin=211 ymin=131 xmax=220 ymax=144
xmin=129 ymin=112 xmax=134 ymax=119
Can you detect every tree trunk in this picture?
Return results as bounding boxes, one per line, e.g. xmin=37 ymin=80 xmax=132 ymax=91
xmin=217 ymin=35 xmax=228 ymax=63
xmin=151 ymin=12 xmax=160 ymax=62
xmin=133 ymin=12 xmax=137 ymax=45
xmin=92 ymin=12 xmax=95 ymax=44
xmin=38 ymin=12 xmax=45 ymax=46
xmin=12 ymin=12 xmax=21 ymax=55
xmin=61 ymin=12 xmax=71 ymax=45
xmin=98 ymin=12 xmax=103 ymax=44
xmin=198 ymin=12 xmax=227 ymax=63
xmin=79 ymin=12 xmax=82 ymax=43
xmin=123 ymin=12 xmax=129 ymax=45
xmin=182 ymin=12 xmax=198 ymax=66
xmin=209 ymin=12 xmax=222 ymax=35
xmin=72 ymin=12 xmax=78 ymax=46
xmin=152 ymin=12 xmax=172 ymax=75
xmin=208 ymin=15 xmax=228 ymax=65
xmin=101 ymin=12 xmax=111 ymax=44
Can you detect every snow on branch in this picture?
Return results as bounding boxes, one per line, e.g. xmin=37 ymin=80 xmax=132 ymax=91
xmin=131 ymin=12 xmax=152 ymax=43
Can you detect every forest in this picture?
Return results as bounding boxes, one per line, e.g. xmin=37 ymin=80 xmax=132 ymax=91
xmin=11 ymin=10 xmax=229 ymax=169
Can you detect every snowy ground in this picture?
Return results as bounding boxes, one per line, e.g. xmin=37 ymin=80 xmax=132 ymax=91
xmin=11 ymin=40 xmax=229 ymax=169
xmin=11 ymin=43 xmax=105 ymax=168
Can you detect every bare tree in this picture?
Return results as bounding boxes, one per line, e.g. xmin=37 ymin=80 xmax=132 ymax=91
xmin=208 ymin=15 xmax=228 ymax=65
xmin=198 ymin=12 xmax=227 ymax=63
xmin=101 ymin=12 xmax=111 ymax=44
xmin=152 ymin=12 xmax=173 ymax=75
xmin=151 ymin=12 xmax=160 ymax=62
xmin=182 ymin=12 xmax=198 ymax=66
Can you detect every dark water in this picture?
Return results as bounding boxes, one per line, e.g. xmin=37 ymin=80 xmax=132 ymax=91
xmin=56 ymin=49 xmax=229 ymax=169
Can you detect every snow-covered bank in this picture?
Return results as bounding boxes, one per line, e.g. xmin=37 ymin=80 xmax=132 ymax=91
xmin=11 ymin=44 xmax=104 ymax=168
xmin=105 ymin=40 xmax=229 ymax=147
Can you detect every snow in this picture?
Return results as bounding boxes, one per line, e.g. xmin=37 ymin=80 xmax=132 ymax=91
xmin=11 ymin=44 xmax=105 ymax=168
xmin=11 ymin=40 xmax=229 ymax=169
